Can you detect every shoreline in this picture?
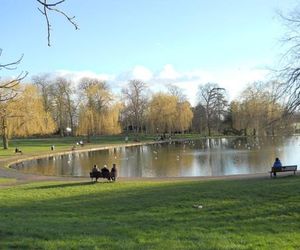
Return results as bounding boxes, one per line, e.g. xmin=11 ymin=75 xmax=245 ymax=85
xmin=0 ymin=139 xmax=297 ymax=188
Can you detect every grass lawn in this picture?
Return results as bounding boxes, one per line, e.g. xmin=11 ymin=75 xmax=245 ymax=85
xmin=0 ymin=135 xmax=155 ymax=159
xmin=0 ymin=177 xmax=15 ymax=184
xmin=1 ymin=176 xmax=300 ymax=249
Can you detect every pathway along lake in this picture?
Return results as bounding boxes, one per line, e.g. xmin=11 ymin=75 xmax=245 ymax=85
xmin=11 ymin=136 xmax=300 ymax=178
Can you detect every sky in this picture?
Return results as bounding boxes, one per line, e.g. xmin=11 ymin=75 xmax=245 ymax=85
xmin=0 ymin=0 xmax=299 ymax=105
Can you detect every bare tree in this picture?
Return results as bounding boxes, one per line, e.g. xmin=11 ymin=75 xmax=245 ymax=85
xmin=122 ymin=80 xmax=148 ymax=137
xmin=51 ymin=77 xmax=78 ymax=136
xmin=276 ymin=7 xmax=300 ymax=113
xmin=32 ymin=74 xmax=53 ymax=113
xmin=167 ymin=84 xmax=187 ymax=102
xmin=197 ymin=83 xmax=227 ymax=136
xmin=0 ymin=50 xmax=28 ymax=102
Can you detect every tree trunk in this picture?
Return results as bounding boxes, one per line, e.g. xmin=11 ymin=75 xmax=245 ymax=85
xmin=3 ymin=133 xmax=8 ymax=149
xmin=70 ymin=115 xmax=74 ymax=136
xmin=2 ymin=117 xmax=8 ymax=149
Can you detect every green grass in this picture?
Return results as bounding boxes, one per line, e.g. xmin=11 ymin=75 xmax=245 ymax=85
xmin=0 ymin=135 xmax=156 ymax=159
xmin=1 ymin=176 xmax=300 ymax=249
xmin=0 ymin=177 xmax=15 ymax=184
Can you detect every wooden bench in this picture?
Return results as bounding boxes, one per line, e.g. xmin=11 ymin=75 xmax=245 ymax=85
xmin=89 ymin=171 xmax=111 ymax=182
xmin=269 ymin=165 xmax=297 ymax=178
xmin=90 ymin=171 xmax=102 ymax=182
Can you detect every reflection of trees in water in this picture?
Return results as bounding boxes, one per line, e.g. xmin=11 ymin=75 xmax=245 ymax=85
xmin=143 ymin=142 xmax=195 ymax=177
xmin=15 ymin=136 xmax=300 ymax=177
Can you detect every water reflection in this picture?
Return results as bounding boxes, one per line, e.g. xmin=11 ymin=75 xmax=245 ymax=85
xmin=11 ymin=136 xmax=300 ymax=178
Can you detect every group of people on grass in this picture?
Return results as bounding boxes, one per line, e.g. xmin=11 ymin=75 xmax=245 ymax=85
xmin=92 ymin=163 xmax=117 ymax=181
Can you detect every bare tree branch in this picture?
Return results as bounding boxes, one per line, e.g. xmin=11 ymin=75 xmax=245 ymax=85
xmin=0 ymin=50 xmax=28 ymax=102
xmin=37 ymin=0 xmax=79 ymax=46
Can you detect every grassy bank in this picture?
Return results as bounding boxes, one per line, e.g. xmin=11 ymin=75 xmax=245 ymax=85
xmin=0 ymin=134 xmax=242 ymax=159
xmin=0 ymin=135 xmax=151 ymax=159
xmin=1 ymin=176 xmax=299 ymax=249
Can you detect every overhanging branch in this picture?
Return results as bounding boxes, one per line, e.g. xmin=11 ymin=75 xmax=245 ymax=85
xmin=37 ymin=0 xmax=79 ymax=46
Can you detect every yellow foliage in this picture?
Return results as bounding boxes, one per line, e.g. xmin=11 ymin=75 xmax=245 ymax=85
xmin=77 ymin=103 xmax=122 ymax=136
xmin=4 ymin=85 xmax=56 ymax=137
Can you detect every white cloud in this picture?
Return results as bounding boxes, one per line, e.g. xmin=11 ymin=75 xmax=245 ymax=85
xmin=208 ymin=67 xmax=269 ymax=100
xmin=158 ymin=64 xmax=181 ymax=80
xmin=44 ymin=64 xmax=270 ymax=106
xmin=54 ymin=70 xmax=114 ymax=84
xmin=131 ymin=65 xmax=153 ymax=81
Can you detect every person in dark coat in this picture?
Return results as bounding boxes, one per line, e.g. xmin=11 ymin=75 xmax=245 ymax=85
xmin=92 ymin=164 xmax=100 ymax=173
xmin=110 ymin=163 xmax=117 ymax=181
xmin=272 ymin=157 xmax=282 ymax=176
xmin=101 ymin=165 xmax=110 ymax=179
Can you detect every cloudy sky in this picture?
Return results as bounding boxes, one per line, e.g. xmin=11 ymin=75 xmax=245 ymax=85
xmin=1 ymin=0 xmax=299 ymax=105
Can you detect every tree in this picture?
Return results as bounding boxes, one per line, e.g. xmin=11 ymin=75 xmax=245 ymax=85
xmin=77 ymin=77 xmax=115 ymax=141
xmin=191 ymin=104 xmax=207 ymax=134
xmin=232 ymin=81 xmax=286 ymax=136
xmin=197 ymin=83 xmax=228 ymax=136
xmin=0 ymin=50 xmax=28 ymax=101
xmin=0 ymin=85 xmax=56 ymax=148
xmin=167 ymin=84 xmax=187 ymax=102
xmin=276 ymin=7 xmax=300 ymax=113
xmin=32 ymin=74 xmax=53 ymax=113
xmin=174 ymin=101 xmax=194 ymax=134
xmin=148 ymin=93 xmax=178 ymax=134
xmin=121 ymin=80 xmax=149 ymax=136
xmin=0 ymin=0 xmax=77 ymax=148
xmin=51 ymin=77 xmax=77 ymax=136
xmin=167 ymin=85 xmax=193 ymax=133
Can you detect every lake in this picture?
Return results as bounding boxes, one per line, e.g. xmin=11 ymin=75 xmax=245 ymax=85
xmin=11 ymin=136 xmax=300 ymax=177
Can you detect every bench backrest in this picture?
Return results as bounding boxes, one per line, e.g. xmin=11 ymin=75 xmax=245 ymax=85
xmin=282 ymin=165 xmax=297 ymax=171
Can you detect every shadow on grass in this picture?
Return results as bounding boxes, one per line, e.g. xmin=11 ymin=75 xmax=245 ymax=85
xmin=28 ymin=180 xmax=114 ymax=189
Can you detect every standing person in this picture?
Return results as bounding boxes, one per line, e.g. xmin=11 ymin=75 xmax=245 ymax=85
xmin=272 ymin=157 xmax=282 ymax=177
xmin=111 ymin=163 xmax=117 ymax=181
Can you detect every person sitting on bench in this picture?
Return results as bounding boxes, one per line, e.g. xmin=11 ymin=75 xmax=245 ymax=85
xmin=272 ymin=157 xmax=282 ymax=177
xmin=101 ymin=165 xmax=110 ymax=179
xmin=92 ymin=164 xmax=100 ymax=173
xmin=15 ymin=147 xmax=22 ymax=154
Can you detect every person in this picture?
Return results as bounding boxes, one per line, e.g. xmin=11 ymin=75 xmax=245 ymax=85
xmin=110 ymin=163 xmax=117 ymax=181
xmin=272 ymin=157 xmax=282 ymax=177
xmin=101 ymin=164 xmax=110 ymax=179
xmin=51 ymin=145 xmax=55 ymax=151
xmin=90 ymin=164 xmax=100 ymax=182
xmin=15 ymin=147 xmax=22 ymax=154
xmin=92 ymin=164 xmax=100 ymax=173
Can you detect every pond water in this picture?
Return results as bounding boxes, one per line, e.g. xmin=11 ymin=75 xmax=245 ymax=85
xmin=11 ymin=136 xmax=300 ymax=178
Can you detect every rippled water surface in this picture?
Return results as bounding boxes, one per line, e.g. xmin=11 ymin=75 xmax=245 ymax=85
xmin=12 ymin=136 xmax=300 ymax=177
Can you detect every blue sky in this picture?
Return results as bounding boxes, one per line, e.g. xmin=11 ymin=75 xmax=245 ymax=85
xmin=0 ymin=0 xmax=299 ymax=104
